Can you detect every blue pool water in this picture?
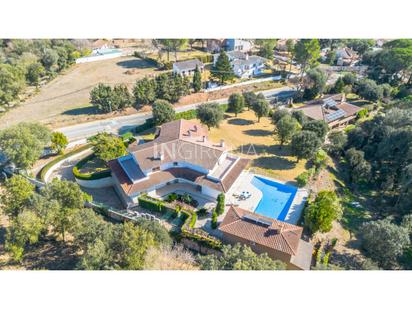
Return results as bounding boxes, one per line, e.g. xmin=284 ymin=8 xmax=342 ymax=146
xmin=251 ymin=176 xmax=297 ymax=221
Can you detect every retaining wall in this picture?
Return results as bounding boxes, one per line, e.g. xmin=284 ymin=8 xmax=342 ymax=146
xmin=75 ymin=176 xmax=113 ymax=188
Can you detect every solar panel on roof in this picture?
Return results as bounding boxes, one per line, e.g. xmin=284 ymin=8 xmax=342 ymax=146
xmin=325 ymin=109 xmax=347 ymax=122
xmin=243 ymin=214 xmax=272 ymax=227
xmin=323 ymin=97 xmax=337 ymax=108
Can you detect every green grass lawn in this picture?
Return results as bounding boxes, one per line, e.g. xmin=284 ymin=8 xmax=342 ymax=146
xmin=78 ymin=155 xmax=108 ymax=174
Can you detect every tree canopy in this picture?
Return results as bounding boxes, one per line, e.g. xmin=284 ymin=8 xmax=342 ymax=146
xmin=304 ymin=191 xmax=342 ymax=233
xmin=361 ymin=219 xmax=410 ymax=269
xmin=196 ymin=103 xmax=224 ymax=130
xmin=211 ymin=50 xmax=235 ymax=84
xmin=251 ymin=98 xmax=270 ymax=122
xmin=88 ymin=132 xmax=126 ymax=162
xmin=0 ymin=122 xmax=51 ymax=169
xmin=274 ymin=114 xmax=300 ymax=146
xmin=152 ymin=99 xmax=175 ymax=125
xmin=291 ymin=130 xmax=322 ymax=162
xmin=197 ymin=243 xmax=286 ymax=270
xmin=228 ymin=93 xmax=245 ymax=116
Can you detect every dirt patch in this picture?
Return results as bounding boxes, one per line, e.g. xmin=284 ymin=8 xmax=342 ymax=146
xmin=176 ymin=81 xmax=285 ymax=107
xmin=0 ymin=56 xmax=160 ymax=129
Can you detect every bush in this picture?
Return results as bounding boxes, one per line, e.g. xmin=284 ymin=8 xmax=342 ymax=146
xmin=295 ymin=169 xmax=314 ymax=187
xmin=196 ymin=208 xmax=208 ymax=218
xmin=357 ymin=108 xmax=369 ymax=119
xmin=175 ymin=109 xmax=197 ymax=120
xmin=166 ymin=193 xmax=178 ymax=202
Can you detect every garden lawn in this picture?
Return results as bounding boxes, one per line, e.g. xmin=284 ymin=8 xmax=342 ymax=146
xmin=192 ymin=110 xmax=308 ymax=183
xmin=78 ymin=155 xmax=108 ymax=174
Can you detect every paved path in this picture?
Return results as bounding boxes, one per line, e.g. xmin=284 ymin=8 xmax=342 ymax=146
xmin=57 ymin=86 xmax=295 ymax=142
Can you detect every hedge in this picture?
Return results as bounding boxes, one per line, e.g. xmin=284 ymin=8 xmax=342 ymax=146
xmin=137 ymin=194 xmax=222 ymax=249
xmin=37 ymin=144 xmax=92 ymax=182
xmin=138 ymin=195 xmax=167 ymax=213
xmin=72 ymin=153 xmax=111 ymax=180
xmin=175 ymin=109 xmax=197 ymax=120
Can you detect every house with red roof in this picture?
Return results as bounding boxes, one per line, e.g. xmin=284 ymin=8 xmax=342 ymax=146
xmin=219 ymin=206 xmax=313 ymax=270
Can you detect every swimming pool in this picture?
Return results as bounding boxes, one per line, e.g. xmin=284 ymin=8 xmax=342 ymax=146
xmin=251 ymin=176 xmax=297 ymax=221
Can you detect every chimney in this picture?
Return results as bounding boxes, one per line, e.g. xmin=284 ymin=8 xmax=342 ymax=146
xmin=202 ymin=135 xmax=206 ymax=142
xmin=187 ymin=130 xmax=191 ymax=137
xmin=157 ymin=152 xmax=164 ymax=160
xmin=220 ymin=139 xmax=225 ymax=147
xmin=245 ymin=53 xmax=249 ymax=60
xmin=341 ymin=93 xmax=346 ymax=103
xmin=194 ymin=125 xmax=198 ymax=132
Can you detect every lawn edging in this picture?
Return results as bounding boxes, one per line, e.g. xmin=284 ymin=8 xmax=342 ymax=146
xmin=72 ymin=153 xmax=113 ymax=188
xmin=38 ymin=144 xmax=93 ymax=183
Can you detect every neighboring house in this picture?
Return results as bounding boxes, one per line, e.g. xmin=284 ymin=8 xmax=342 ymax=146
xmin=219 ymin=206 xmax=313 ymax=270
xmin=213 ymin=51 xmax=267 ymax=79
xmin=172 ymin=59 xmax=204 ymax=76
xmin=206 ymin=39 xmax=225 ymax=53
xmin=335 ymin=47 xmax=359 ymax=66
xmin=108 ymin=119 xmax=249 ymax=207
xmin=91 ymin=39 xmax=112 ymax=50
xmin=224 ymin=39 xmax=253 ymax=52
xmin=297 ymin=94 xmax=362 ymax=129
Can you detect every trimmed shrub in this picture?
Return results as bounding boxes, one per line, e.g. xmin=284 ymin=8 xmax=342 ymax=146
xmin=175 ymin=109 xmax=197 ymax=120
xmin=138 ymin=195 xmax=166 ymax=213
xmin=211 ymin=211 xmax=218 ymax=229
xmin=215 ymin=193 xmax=225 ymax=215
xmin=189 ymin=212 xmax=197 ymax=228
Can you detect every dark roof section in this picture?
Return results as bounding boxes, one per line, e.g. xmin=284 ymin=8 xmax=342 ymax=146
xmin=221 ymin=158 xmax=249 ymax=192
xmin=173 ymin=59 xmax=204 ymax=71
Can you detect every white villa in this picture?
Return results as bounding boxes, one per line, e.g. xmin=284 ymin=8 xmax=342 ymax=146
xmin=213 ymin=51 xmax=267 ymax=79
xmin=108 ymin=119 xmax=249 ymax=208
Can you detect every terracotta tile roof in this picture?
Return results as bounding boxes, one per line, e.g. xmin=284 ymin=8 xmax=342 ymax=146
xmin=128 ymin=119 xmax=226 ymax=172
xmin=219 ymin=206 xmax=303 ymax=256
xmin=297 ymin=94 xmax=361 ymax=124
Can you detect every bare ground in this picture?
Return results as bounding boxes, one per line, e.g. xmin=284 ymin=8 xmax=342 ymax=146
xmin=0 ymin=56 xmax=160 ymax=129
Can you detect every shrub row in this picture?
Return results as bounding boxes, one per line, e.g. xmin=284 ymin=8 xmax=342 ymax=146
xmin=37 ymin=144 xmax=92 ymax=182
xmin=138 ymin=195 xmax=167 ymax=213
xmin=137 ymin=194 xmax=222 ymax=249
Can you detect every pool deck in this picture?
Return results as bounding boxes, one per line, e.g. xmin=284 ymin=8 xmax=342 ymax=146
xmin=225 ymin=171 xmax=308 ymax=225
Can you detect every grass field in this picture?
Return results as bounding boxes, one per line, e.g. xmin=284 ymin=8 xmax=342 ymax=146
xmin=192 ymin=110 xmax=308 ymax=183
xmin=0 ymin=56 xmax=160 ymax=129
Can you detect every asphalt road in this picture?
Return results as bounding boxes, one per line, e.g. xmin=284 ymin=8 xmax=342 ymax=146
xmin=58 ymin=86 xmax=295 ymax=142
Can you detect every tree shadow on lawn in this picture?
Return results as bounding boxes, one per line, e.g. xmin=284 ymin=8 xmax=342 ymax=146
xmin=116 ymin=59 xmax=156 ymax=69
xmin=235 ymin=143 xmax=293 ymax=157
xmin=227 ymin=118 xmax=254 ymax=126
xmin=63 ymin=105 xmax=99 ymax=116
xmin=243 ymin=129 xmax=272 ymax=137
xmin=251 ymin=156 xmax=296 ymax=171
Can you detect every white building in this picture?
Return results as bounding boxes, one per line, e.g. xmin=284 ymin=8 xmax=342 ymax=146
xmin=213 ymin=51 xmax=267 ymax=79
xmin=172 ymin=59 xmax=204 ymax=76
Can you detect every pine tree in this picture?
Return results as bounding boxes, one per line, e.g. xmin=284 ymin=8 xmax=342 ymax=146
xmin=193 ymin=65 xmax=202 ymax=92
xmin=211 ymin=51 xmax=235 ymax=84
